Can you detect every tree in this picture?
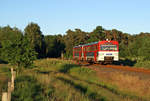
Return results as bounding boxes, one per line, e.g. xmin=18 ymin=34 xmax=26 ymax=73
xmin=63 ymin=29 xmax=88 ymax=57
xmin=119 ymin=42 xmax=130 ymax=58
xmin=88 ymin=26 xmax=105 ymax=42
xmin=0 ymin=26 xmax=22 ymax=42
xmin=44 ymin=35 xmax=65 ymax=57
xmin=1 ymin=36 xmax=37 ymax=73
xmin=0 ymin=26 xmax=23 ymax=62
xmin=128 ymin=36 xmax=150 ymax=61
xmin=24 ymin=22 xmax=45 ymax=58
xmin=111 ymin=29 xmax=124 ymax=42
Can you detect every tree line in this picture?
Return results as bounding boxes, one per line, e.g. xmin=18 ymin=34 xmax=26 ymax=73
xmin=0 ymin=22 xmax=150 ymax=69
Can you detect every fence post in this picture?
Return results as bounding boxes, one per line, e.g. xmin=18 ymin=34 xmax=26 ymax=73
xmin=1 ymin=68 xmax=15 ymax=101
xmin=61 ymin=52 xmax=64 ymax=60
xmin=11 ymin=68 xmax=15 ymax=92
xmin=7 ymin=82 xmax=11 ymax=101
xmin=2 ymin=92 xmax=8 ymax=101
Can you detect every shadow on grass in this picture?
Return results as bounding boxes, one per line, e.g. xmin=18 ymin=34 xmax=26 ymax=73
xmin=35 ymin=70 xmax=51 ymax=74
xmin=59 ymin=64 xmax=80 ymax=73
xmin=65 ymin=74 xmax=144 ymax=101
xmin=113 ymin=59 xmax=136 ymax=66
xmin=0 ymin=59 xmax=8 ymax=64
xmin=57 ymin=77 xmax=107 ymax=101
xmin=66 ymin=74 xmax=119 ymax=95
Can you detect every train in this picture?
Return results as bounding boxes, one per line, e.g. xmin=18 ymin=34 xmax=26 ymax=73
xmin=73 ymin=39 xmax=119 ymax=64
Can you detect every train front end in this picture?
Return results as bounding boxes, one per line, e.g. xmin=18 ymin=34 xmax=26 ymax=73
xmin=98 ymin=40 xmax=119 ymax=62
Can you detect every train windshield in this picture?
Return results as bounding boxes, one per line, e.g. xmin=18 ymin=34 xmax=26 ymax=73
xmin=100 ymin=45 xmax=117 ymax=51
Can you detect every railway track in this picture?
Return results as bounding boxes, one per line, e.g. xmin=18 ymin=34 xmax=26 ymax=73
xmin=93 ymin=64 xmax=150 ymax=75
xmin=75 ymin=61 xmax=150 ymax=75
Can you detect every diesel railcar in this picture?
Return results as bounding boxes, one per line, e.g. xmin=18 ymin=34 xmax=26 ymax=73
xmin=73 ymin=40 xmax=119 ymax=64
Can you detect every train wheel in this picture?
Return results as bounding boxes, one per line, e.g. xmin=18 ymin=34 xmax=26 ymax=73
xmin=88 ymin=61 xmax=94 ymax=65
xmin=99 ymin=61 xmax=103 ymax=65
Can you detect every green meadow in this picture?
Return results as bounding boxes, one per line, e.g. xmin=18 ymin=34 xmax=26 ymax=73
xmin=8 ymin=59 xmax=149 ymax=101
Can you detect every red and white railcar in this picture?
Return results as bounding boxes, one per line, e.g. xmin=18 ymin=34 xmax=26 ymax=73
xmin=73 ymin=40 xmax=119 ymax=63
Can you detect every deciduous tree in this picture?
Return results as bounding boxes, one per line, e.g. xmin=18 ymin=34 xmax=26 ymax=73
xmin=1 ymin=36 xmax=37 ymax=73
xmin=24 ymin=22 xmax=45 ymax=58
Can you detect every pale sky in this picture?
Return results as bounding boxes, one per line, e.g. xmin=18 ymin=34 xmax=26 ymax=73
xmin=0 ymin=0 xmax=150 ymax=35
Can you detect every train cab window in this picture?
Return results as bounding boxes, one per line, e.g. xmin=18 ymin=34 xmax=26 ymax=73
xmin=100 ymin=45 xmax=117 ymax=51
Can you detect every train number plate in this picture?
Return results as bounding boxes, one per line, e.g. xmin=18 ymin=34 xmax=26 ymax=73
xmin=106 ymin=53 xmax=112 ymax=55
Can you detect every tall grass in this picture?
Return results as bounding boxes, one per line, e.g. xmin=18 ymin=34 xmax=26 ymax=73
xmin=109 ymin=72 xmax=150 ymax=99
xmin=95 ymin=68 xmax=150 ymax=100
xmin=22 ymin=70 xmax=91 ymax=101
xmin=33 ymin=59 xmax=134 ymax=100
xmin=68 ymin=66 xmax=145 ymax=101
xmin=11 ymin=58 xmax=150 ymax=101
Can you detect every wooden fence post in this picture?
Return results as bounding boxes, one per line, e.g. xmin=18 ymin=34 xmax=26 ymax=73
xmin=2 ymin=92 xmax=8 ymax=101
xmin=7 ymin=82 xmax=11 ymax=101
xmin=1 ymin=68 xmax=15 ymax=101
xmin=11 ymin=68 xmax=15 ymax=92
xmin=61 ymin=52 xmax=64 ymax=60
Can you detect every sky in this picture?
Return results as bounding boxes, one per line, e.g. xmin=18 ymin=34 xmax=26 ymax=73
xmin=0 ymin=0 xmax=150 ymax=35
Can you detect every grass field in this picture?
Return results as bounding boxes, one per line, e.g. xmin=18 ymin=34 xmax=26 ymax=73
xmin=10 ymin=58 xmax=150 ymax=101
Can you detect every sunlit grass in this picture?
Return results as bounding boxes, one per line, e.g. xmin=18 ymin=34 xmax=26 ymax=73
xmin=11 ymin=58 xmax=150 ymax=101
xmin=33 ymin=58 xmax=135 ymax=100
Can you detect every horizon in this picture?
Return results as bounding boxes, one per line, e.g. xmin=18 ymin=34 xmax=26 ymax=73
xmin=1 ymin=0 xmax=150 ymax=35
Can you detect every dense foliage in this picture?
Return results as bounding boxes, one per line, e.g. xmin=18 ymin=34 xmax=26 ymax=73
xmin=1 ymin=36 xmax=37 ymax=68
xmin=24 ymin=23 xmax=45 ymax=58
xmin=0 ymin=23 xmax=150 ymax=68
